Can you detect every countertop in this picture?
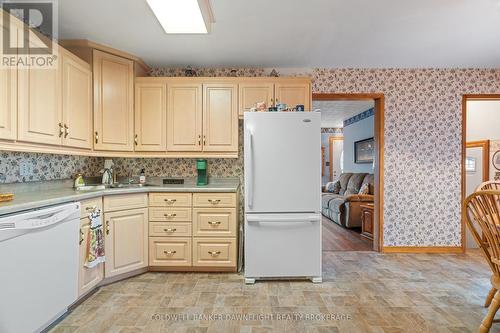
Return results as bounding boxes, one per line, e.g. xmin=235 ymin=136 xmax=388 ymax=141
xmin=0 ymin=177 xmax=240 ymax=216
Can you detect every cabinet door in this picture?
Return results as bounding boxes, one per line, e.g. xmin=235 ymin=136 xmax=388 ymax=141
xmin=135 ymin=81 xmax=166 ymax=151
xmin=167 ymin=83 xmax=202 ymax=151
xmin=62 ymin=54 xmax=92 ymax=149
xmin=78 ymin=218 xmax=104 ymax=297
xmin=0 ymin=25 xmax=17 ymax=140
xmin=93 ymin=50 xmax=134 ymax=151
xmin=104 ymin=208 xmax=148 ymax=278
xmin=17 ymin=33 xmax=62 ymax=145
xmin=202 ymin=83 xmax=238 ymax=152
xmin=274 ymin=82 xmax=311 ymax=111
xmin=238 ymin=83 xmax=274 ymax=117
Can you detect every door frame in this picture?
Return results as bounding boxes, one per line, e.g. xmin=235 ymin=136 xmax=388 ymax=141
xmin=313 ymin=93 xmax=384 ymax=252
xmin=462 ymin=94 xmax=500 ymax=252
xmin=328 ymin=136 xmax=344 ymax=182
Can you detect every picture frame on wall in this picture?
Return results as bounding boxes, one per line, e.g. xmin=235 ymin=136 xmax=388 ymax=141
xmin=354 ymin=137 xmax=374 ymax=164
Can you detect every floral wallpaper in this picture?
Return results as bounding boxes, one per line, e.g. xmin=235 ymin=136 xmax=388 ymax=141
xmin=2 ymin=67 xmax=500 ymax=247
xmin=0 ymin=151 xmax=102 ymax=183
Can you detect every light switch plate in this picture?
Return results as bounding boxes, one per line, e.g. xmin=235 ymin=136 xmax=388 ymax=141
xmin=19 ymin=161 xmax=34 ymax=177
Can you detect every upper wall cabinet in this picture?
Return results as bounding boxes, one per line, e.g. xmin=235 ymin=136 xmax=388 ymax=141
xmin=167 ymin=82 xmax=203 ymax=152
xmin=0 ymin=25 xmax=17 ymax=141
xmin=17 ymin=32 xmax=62 ymax=146
xmin=62 ymin=52 xmax=92 ymax=149
xmin=135 ymin=80 xmax=167 ymax=151
xmin=93 ymin=50 xmax=134 ymax=151
xmin=274 ymin=81 xmax=311 ymax=111
xmin=238 ymin=83 xmax=274 ymax=117
xmin=203 ymin=83 xmax=238 ymax=152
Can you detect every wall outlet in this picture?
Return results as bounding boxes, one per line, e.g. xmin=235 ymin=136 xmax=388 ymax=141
xmin=19 ymin=161 xmax=34 ymax=177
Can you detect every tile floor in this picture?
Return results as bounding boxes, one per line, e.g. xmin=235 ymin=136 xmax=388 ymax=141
xmin=50 ymin=250 xmax=500 ymax=333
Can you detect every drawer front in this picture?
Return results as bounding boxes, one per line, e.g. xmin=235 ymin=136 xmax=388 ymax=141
xmin=149 ymin=207 xmax=192 ymax=222
xmin=149 ymin=237 xmax=192 ymax=266
xmin=80 ymin=197 xmax=103 ymax=218
xmin=149 ymin=193 xmax=192 ymax=207
xmin=193 ymin=238 xmax=237 ymax=267
xmin=192 ymin=193 xmax=237 ymax=208
xmin=149 ymin=222 xmax=192 ymax=237
xmin=193 ymin=208 xmax=237 ymax=237
xmin=104 ymin=194 xmax=148 ymax=212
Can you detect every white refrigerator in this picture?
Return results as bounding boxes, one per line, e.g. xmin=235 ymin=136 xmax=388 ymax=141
xmin=244 ymin=112 xmax=322 ymax=284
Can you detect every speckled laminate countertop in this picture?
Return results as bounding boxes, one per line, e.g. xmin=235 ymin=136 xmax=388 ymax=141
xmin=0 ymin=177 xmax=240 ymax=216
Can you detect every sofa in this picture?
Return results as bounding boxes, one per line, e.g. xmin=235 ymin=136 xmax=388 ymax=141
xmin=322 ymin=173 xmax=374 ymax=228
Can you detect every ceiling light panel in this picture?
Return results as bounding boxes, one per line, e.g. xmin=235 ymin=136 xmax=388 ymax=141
xmin=146 ymin=0 xmax=214 ymax=34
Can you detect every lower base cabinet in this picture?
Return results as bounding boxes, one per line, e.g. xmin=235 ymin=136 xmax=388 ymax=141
xmin=78 ymin=217 xmax=104 ymax=297
xmin=104 ymin=207 xmax=149 ymax=278
xmin=192 ymin=237 xmax=237 ymax=267
xmin=149 ymin=237 xmax=192 ymax=267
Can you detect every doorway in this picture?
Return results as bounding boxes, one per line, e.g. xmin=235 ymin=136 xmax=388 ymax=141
xmin=462 ymin=95 xmax=500 ymax=250
xmin=314 ymin=93 xmax=384 ymax=252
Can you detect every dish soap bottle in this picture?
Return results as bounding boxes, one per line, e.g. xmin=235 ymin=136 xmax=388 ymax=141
xmin=196 ymin=159 xmax=208 ymax=186
xmin=139 ymin=169 xmax=146 ymax=184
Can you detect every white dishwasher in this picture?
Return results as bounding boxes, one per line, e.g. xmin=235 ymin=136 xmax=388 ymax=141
xmin=0 ymin=202 xmax=80 ymax=333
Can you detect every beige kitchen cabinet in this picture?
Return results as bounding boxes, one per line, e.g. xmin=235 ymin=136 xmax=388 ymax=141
xmin=17 ymin=33 xmax=62 ymax=146
xmin=135 ymin=80 xmax=166 ymax=151
xmin=238 ymin=82 xmax=274 ymax=117
xmin=93 ymin=49 xmax=134 ymax=151
xmin=62 ymin=53 xmax=92 ymax=149
xmin=202 ymin=83 xmax=238 ymax=152
xmin=0 ymin=25 xmax=17 ymax=141
xmin=167 ymin=83 xmax=203 ymax=151
xmin=78 ymin=217 xmax=104 ymax=297
xmin=104 ymin=207 xmax=148 ymax=278
xmin=149 ymin=237 xmax=192 ymax=267
xmin=193 ymin=237 xmax=237 ymax=267
xmin=274 ymin=82 xmax=311 ymax=111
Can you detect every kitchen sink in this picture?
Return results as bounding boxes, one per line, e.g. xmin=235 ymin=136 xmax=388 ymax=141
xmin=75 ymin=185 xmax=106 ymax=191
xmin=108 ymin=183 xmax=155 ymax=188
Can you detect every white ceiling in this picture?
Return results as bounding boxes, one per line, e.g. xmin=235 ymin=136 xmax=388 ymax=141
xmin=314 ymin=100 xmax=375 ymax=128
xmin=58 ymin=0 xmax=500 ymax=68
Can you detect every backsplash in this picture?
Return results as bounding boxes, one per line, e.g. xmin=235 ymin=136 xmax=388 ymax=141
xmin=0 ymin=151 xmax=103 ymax=183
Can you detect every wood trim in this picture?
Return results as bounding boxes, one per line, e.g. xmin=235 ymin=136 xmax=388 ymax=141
xmin=136 ymin=76 xmax=312 ymax=83
xmin=148 ymin=266 xmax=237 ymax=272
xmin=313 ymin=93 xmax=384 ymax=253
xmin=466 ymin=140 xmax=490 ymax=183
xmin=313 ymin=93 xmax=384 ymax=101
xmin=462 ymin=94 xmax=500 ymax=252
xmin=0 ymin=140 xmax=238 ymax=158
xmin=328 ymin=136 xmax=344 ymax=182
xmin=382 ymin=246 xmax=463 ymax=254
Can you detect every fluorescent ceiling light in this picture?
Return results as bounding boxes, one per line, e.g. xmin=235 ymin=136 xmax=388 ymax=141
xmin=146 ymin=0 xmax=214 ymax=34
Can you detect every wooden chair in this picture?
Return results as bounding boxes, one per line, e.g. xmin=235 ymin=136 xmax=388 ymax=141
xmin=464 ymin=190 xmax=500 ymax=333
xmin=476 ymin=182 xmax=500 ymax=307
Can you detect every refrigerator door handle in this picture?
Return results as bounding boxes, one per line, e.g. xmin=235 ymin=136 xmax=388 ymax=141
xmin=246 ymin=215 xmax=320 ymax=223
xmin=246 ymin=129 xmax=254 ymax=209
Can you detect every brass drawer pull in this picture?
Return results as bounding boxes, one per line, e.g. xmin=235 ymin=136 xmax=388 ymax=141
xmin=164 ymin=250 xmax=176 ymax=255
xmin=164 ymin=198 xmax=177 ymax=204
xmin=64 ymin=124 xmax=69 ymax=138
xmin=79 ymin=229 xmax=84 ymax=245
xmin=163 ymin=228 xmax=177 ymax=232
xmin=95 ymin=131 xmax=99 ymax=144
xmin=105 ymin=221 xmax=110 ymax=235
xmin=208 ymin=251 xmax=221 ymax=256
xmin=208 ymin=199 xmax=221 ymax=205
xmin=59 ymin=123 xmax=64 ymax=137
xmin=164 ymin=213 xmax=177 ymax=218
xmin=208 ymin=221 xmax=221 ymax=226
xmin=134 ymin=134 xmax=138 ymax=145
xmin=85 ymin=206 xmax=97 ymax=212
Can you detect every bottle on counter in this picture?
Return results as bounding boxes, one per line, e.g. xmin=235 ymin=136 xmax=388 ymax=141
xmin=139 ymin=169 xmax=146 ymax=184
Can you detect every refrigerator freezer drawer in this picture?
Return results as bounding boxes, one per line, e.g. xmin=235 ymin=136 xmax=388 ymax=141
xmin=244 ymin=214 xmax=321 ymax=278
